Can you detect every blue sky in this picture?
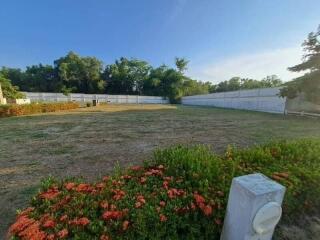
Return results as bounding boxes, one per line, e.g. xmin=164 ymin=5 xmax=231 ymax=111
xmin=0 ymin=0 xmax=319 ymax=82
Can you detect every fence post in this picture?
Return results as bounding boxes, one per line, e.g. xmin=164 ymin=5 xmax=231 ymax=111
xmin=221 ymin=173 xmax=285 ymax=240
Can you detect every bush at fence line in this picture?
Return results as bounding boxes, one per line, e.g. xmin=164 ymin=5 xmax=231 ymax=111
xmin=86 ymin=102 xmax=92 ymax=107
xmin=7 ymin=139 xmax=320 ymax=240
xmin=0 ymin=102 xmax=79 ymax=117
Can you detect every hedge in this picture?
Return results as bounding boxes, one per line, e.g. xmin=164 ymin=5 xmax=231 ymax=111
xmin=0 ymin=102 xmax=80 ymax=117
xmin=7 ymin=139 xmax=320 ymax=239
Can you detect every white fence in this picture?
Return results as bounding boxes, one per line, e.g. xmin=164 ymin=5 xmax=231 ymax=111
xmin=23 ymin=92 xmax=169 ymax=104
xmin=181 ymin=87 xmax=286 ymax=114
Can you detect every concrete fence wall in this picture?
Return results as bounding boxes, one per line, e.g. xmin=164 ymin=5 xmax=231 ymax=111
xmin=181 ymin=87 xmax=286 ymax=114
xmin=23 ymin=92 xmax=169 ymax=104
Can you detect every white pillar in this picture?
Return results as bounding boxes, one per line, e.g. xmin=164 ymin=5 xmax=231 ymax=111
xmin=221 ymin=173 xmax=285 ymax=240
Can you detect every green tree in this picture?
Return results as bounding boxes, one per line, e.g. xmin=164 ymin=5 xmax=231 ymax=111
xmin=143 ymin=65 xmax=168 ymax=96
xmin=24 ymin=64 xmax=59 ymax=92
xmin=0 ymin=73 xmax=24 ymax=99
xmin=175 ymin=57 xmax=189 ymax=73
xmin=103 ymin=58 xmax=151 ymax=94
xmin=54 ymin=52 xmax=105 ymax=94
xmin=182 ymin=79 xmax=211 ymax=96
xmin=281 ymin=25 xmax=320 ymax=103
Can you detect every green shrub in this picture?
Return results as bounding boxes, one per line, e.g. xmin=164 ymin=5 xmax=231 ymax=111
xmin=7 ymin=139 xmax=320 ymax=239
xmin=0 ymin=102 xmax=79 ymax=117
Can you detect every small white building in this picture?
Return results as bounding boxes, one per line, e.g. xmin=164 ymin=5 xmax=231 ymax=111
xmin=7 ymin=98 xmax=31 ymax=105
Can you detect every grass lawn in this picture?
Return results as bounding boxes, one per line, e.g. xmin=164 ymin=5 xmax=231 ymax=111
xmin=1 ymin=104 xmax=320 ymax=237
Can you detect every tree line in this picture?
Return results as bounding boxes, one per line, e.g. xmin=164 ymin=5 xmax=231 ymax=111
xmin=0 ymin=53 xmax=283 ymax=103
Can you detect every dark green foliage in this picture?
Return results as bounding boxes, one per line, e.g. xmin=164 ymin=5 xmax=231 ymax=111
xmin=281 ymin=24 xmax=320 ymax=103
xmin=102 ymin=57 xmax=151 ymax=95
xmin=0 ymin=74 xmax=25 ymax=99
xmin=54 ymin=52 xmax=105 ymax=94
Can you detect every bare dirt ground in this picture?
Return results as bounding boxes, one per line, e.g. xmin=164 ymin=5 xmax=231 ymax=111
xmin=1 ymin=104 xmax=320 ymax=238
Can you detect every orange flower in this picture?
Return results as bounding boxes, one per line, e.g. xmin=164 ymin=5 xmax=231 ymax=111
xmin=193 ymin=193 xmax=205 ymax=205
xmin=110 ymin=204 xmax=117 ymax=210
xmin=102 ymin=176 xmax=110 ymax=182
xmin=60 ymin=215 xmax=68 ymax=222
xmin=136 ymin=195 xmax=146 ymax=204
xmin=76 ymin=183 xmax=93 ymax=193
xmin=70 ymin=217 xmax=90 ymax=226
xmin=135 ymin=202 xmax=142 ymax=208
xmin=102 ymin=211 xmax=124 ymax=221
xmin=112 ymin=189 xmax=126 ymax=201
xmin=64 ymin=182 xmax=76 ymax=190
xmin=121 ymin=175 xmax=132 ymax=180
xmin=39 ymin=187 xmax=60 ymax=200
xmin=190 ymin=203 xmax=196 ymax=210
xmin=42 ymin=219 xmax=55 ymax=228
xmin=159 ymin=214 xmax=167 ymax=222
xmin=100 ymin=201 xmax=109 ymax=209
xmin=18 ymin=207 xmax=34 ymax=217
xmin=162 ymin=181 xmax=169 ymax=189
xmin=139 ymin=177 xmax=147 ymax=184
xmin=17 ymin=221 xmax=46 ymax=240
xmin=57 ymin=228 xmax=68 ymax=238
xmin=96 ymin=183 xmax=106 ymax=190
xmin=8 ymin=215 xmax=35 ymax=235
xmin=122 ymin=220 xmax=129 ymax=230
xmin=202 ymin=205 xmax=213 ymax=216
xmin=144 ymin=168 xmax=163 ymax=176
xmin=167 ymin=188 xmax=185 ymax=199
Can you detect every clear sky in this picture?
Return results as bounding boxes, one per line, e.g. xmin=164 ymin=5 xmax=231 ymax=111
xmin=0 ymin=0 xmax=319 ymax=83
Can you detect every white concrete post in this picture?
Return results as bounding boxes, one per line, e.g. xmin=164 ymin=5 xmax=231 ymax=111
xmin=221 ymin=173 xmax=285 ymax=240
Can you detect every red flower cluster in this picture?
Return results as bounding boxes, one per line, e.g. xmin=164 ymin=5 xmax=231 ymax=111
xmin=121 ymin=175 xmax=132 ymax=180
xmin=144 ymin=168 xmax=163 ymax=177
xmin=76 ymin=183 xmax=94 ymax=193
xmin=69 ymin=217 xmax=90 ymax=226
xmin=42 ymin=219 xmax=55 ymax=228
xmin=135 ymin=195 xmax=146 ymax=208
xmin=193 ymin=193 xmax=213 ymax=216
xmin=167 ymin=188 xmax=185 ymax=199
xmin=102 ymin=210 xmax=126 ymax=221
xmin=57 ymin=229 xmax=68 ymax=238
xmin=100 ymin=200 xmax=109 ymax=209
xmin=112 ymin=189 xmax=126 ymax=201
xmin=8 ymin=215 xmax=47 ymax=240
xmin=64 ymin=182 xmax=76 ymax=191
xmin=39 ymin=187 xmax=60 ymax=200
xmin=159 ymin=214 xmax=167 ymax=222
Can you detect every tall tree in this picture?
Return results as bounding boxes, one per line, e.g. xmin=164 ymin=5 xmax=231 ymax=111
xmin=24 ymin=64 xmax=59 ymax=92
xmin=54 ymin=52 xmax=105 ymax=94
xmin=281 ymin=25 xmax=320 ymax=102
xmin=103 ymin=58 xmax=150 ymax=94
xmin=175 ymin=57 xmax=189 ymax=73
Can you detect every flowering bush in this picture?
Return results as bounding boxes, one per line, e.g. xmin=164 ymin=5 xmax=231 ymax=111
xmin=0 ymin=102 xmax=79 ymax=117
xmin=8 ymin=139 xmax=320 ymax=239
